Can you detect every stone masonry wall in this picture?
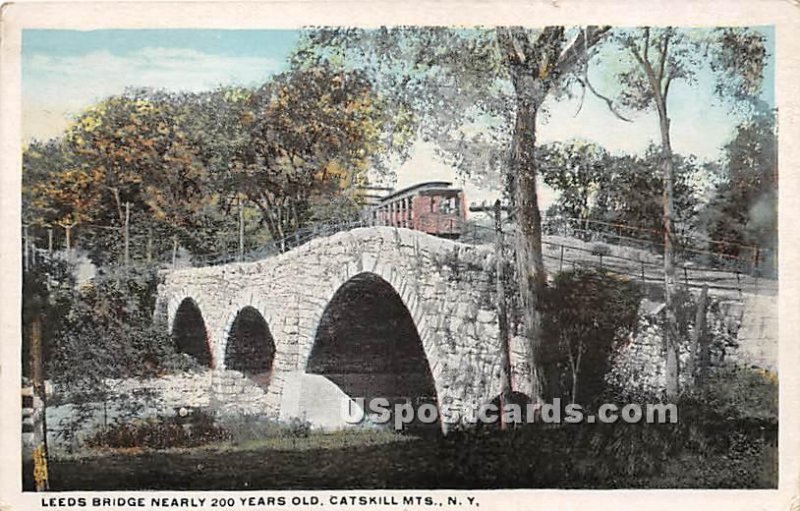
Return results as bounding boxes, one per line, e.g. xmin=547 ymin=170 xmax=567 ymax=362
xmin=606 ymin=292 xmax=778 ymax=396
xmin=156 ymin=227 xmax=533 ymax=429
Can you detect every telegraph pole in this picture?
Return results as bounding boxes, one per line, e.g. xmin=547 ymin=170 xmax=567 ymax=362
xmin=470 ymin=200 xmax=513 ymax=429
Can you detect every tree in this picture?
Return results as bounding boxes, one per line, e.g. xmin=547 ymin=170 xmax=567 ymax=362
xmin=182 ymin=66 xmax=405 ymax=245
xmin=24 ymin=90 xmax=220 ymax=265
xmin=537 ymin=140 xmax=609 ymax=224
xmin=297 ymin=26 xmax=615 ymax=400
xmin=605 ymin=27 xmax=767 ymax=397
xmin=702 ymin=104 xmax=777 ymax=267
xmin=590 ymin=146 xmax=700 ymax=247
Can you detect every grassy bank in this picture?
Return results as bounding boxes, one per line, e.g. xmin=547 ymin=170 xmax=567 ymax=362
xmin=30 ymin=419 xmax=777 ymax=491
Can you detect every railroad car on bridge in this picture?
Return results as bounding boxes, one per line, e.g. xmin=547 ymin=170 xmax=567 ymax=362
xmin=367 ymin=181 xmax=466 ymax=239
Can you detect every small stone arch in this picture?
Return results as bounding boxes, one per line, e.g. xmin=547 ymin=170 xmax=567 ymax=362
xmin=170 ymin=297 xmax=213 ymax=367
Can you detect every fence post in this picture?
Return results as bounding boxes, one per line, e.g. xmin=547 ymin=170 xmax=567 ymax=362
xmin=690 ymin=285 xmax=709 ymax=386
xmin=559 ymin=245 xmax=565 ymax=272
xmin=29 ymin=316 xmax=49 ymax=491
xmin=47 ymin=228 xmax=53 ymax=258
xmin=238 ymin=201 xmax=245 ymax=263
xmin=753 ymin=246 xmax=759 ymax=274
xmin=64 ymin=224 xmax=72 ymax=262
xmin=123 ymin=202 xmax=130 ymax=267
xmin=172 ymin=235 xmax=178 ymax=269
xmin=736 ymin=269 xmax=742 ymax=297
xmin=641 ymin=260 xmax=646 ymax=283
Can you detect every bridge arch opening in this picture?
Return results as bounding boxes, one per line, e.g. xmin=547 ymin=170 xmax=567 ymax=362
xmin=308 ymin=272 xmax=439 ymax=432
xmin=172 ymin=298 xmax=213 ymax=367
xmin=224 ymin=306 xmax=276 ymax=386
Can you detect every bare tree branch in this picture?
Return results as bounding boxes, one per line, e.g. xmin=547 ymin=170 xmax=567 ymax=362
xmin=555 ymin=25 xmax=612 ymax=78
xmin=576 ymin=73 xmax=633 ymax=122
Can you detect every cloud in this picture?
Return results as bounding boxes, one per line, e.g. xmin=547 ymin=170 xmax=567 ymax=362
xmin=22 ymin=47 xmax=284 ymax=140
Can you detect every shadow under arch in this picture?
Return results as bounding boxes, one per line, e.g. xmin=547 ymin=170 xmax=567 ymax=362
xmin=172 ymin=297 xmax=213 ymax=367
xmin=225 ymin=306 xmax=276 ymax=386
xmin=307 ymin=272 xmax=440 ymax=432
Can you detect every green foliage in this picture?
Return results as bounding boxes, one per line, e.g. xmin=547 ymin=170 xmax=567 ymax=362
xmin=48 ymin=266 xmax=198 ymax=391
xmin=701 ymin=106 xmax=776 ymax=268
xmin=86 ymin=410 xmax=230 ymax=450
xmin=590 ymin=146 xmax=700 ymax=247
xmin=22 ymin=257 xmax=75 ymax=379
xmin=22 ymin=63 xmax=401 ymax=267
xmin=683 ymin=366 xmax=778 ymax=422
xmin=590 ymin=243 xmax=611 ymax=257
xmin=540 ymin=269 xmax=642 ymax=404
xmin=538 ymin=141 xmax=610 ymax=221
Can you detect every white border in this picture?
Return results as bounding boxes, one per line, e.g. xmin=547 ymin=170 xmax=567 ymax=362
xmin=1 ymin=1 xmax=798 ymax=510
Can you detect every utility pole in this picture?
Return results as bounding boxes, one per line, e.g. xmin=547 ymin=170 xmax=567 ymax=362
xmin=124 ymin=202 xmax=130 ymax=267
xmin=470 ymin=200 xmax=513 ymax=429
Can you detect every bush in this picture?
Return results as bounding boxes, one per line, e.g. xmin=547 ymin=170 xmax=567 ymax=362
xmin=540 ymin=269 xmax=642 ymax=405
xmin=48 ymin=265 xmax=200 ymax=387
xmin=86 ymin=410 xmax=229 ymax=450
xmin=590 ymin=243 xmax=611 ymax=257
xmin=681 ymin=366 xmax=778 ymax=422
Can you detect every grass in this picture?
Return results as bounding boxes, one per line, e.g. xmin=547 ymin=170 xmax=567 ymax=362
xmin=29 ymin=419 xmax=777 ymax=491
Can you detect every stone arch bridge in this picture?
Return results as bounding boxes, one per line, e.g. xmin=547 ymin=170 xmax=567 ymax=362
xmin=156 ymin=227 xmax=532 ymax=430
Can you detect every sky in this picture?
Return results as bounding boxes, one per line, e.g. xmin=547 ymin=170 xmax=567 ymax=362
xmin=22 ymin=27 xmax=775 ymax=212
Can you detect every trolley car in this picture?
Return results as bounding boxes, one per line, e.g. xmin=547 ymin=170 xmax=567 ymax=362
xmin=367 ymin=181 xmax=466 ymax=239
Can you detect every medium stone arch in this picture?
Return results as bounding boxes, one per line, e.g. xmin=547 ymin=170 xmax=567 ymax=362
xmin=218 ymin=296 xmax=275 ymax=370
xmin=223 ymin=305 xmax=276 ymax=386
xmin=171 ymin=297 xmax=213 ymax=367
xmin=305 ymin=270 xmax=442 ymax=431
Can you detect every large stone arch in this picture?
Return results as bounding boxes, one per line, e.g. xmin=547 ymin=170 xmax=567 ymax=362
xmin=170 ymin=296 xmax=213 ymax=367
xmin=302 ymin=264 xmax=446 ymax=431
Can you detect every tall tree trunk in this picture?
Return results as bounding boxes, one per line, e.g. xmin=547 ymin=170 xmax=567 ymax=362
xmin=510 ymin=95 xmax=548 ymax=403
xmin=656 ymin=102 xmax=681 ymax=399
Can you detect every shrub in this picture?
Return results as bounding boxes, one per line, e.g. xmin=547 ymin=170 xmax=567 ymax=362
xmin=540 ymin=269 xmax=642 ymax=405
xmin=48 ymin=265 xmax=201 ymax=387
xmin=590 ymin=243 xmax=611 ymax=257
xmin=86 ymin=410 xmax=229 ymax=450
